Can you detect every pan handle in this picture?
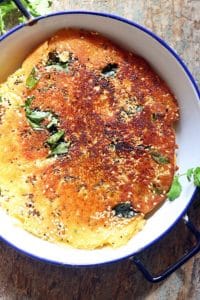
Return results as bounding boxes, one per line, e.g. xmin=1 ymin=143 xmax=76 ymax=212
xmin=131 ymin=214 xmax=200 ymax=283
xmin=12 ymin=0 xmax=33 ymax=20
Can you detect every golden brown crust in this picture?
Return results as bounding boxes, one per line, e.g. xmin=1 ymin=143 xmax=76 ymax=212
xmin=0 ymin=29 xmax=179 ymax=248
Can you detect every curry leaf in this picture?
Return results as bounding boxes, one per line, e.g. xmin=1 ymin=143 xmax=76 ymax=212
xmin=24 ymin=95 xmax=35 ymax=108
xmin=27 ymin=119 xmax=44 ymax=130
xmin=46 ymin=51 xmax=73 ymax=73
xmin=26 ymin=67 xmax=39 ymax=89
xmin=151 ymin=151 xmax=170 ymax=164
xmin=27 ymin=110 xmax=50 ymax=123
xmin=167 ymin=176 xmax=182 ymax=201
xmin=23 ymin=96 xmax=49 ymax=130
xmin=112 ymin=202 xmax=138 ymax=218
xmin=47 ymin=130 xmax=64 ymax=145
xmin=101 ymin=63 xmax=118 ymax=77
xmin=49 ymin=141 xmax=71 ymax=156
xmin=47 ymin=114 xmax=59 ymax=129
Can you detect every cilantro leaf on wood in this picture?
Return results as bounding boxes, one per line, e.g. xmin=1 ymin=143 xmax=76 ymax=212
xmin=167 ymin=166 xmax=200 ymax=201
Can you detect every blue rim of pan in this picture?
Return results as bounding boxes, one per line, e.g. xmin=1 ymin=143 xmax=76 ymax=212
xmin=0 ymin=11 xmax=199 ymax=267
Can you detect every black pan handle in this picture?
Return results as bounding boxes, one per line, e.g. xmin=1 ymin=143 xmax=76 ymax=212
xmin=12 ymin=0 xmax=33 ymax=20
xmin=131 ymin=214 xmax=200 ymax=283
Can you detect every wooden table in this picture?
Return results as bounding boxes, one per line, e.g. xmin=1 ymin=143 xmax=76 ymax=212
xmin=0 ymin=1 xmax=199 ymax=299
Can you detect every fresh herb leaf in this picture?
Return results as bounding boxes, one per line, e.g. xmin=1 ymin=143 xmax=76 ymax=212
xmin=46 ymin=51 xmax=60 ymax=65
xmin=47 ymin=130 xmax=64 ymax=145
xmin=27 ymin=119 xmax=44 ymax=130
xmin=27 ymin=110 xmax=50 ymax=123
xmin=24 ymin=95 xmax=35 ymax=108
xmin=0 ymin=96 xmax=2 ymax=103
xmin=49 ymin=141 xmax=71 ymax=157
xmin=47 ymin=114 xmax=59 ymax=130
xmin=101 ymin=63 xmax=118 ymax=77
xmin=23 ymin=96 xmax=49 ymax=130
xmin=112 ymin=202 xmax=138 ymax=218
xmin=151 ymin=151 xmax=170 ymax=164
xmin=186 ymin=168 xmax=194 ymax=181
xmin=193 ymin=167 xmax=200 ymax=187
xmin=26 ymin=67 xmax=39 ymax=89
xmin=167 ymin=176 xmax=182 ymax=201
xmin=46 ymin=51 xmax=73 ymax=73
xmin=168 ymin=166 xmax=200 ymax=201
xmin=23 ymin=96 xmax=34 ymax=117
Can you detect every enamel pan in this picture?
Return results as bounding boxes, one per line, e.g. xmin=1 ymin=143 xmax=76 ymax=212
xmin=0 ymin=1 xmax=199 ymax=282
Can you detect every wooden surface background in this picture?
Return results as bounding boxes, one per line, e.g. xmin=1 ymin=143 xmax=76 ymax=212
xmin=0 ymin=0 xmax=199 ymax=299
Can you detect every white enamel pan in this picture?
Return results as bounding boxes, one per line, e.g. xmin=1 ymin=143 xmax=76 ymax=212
xmin=0 ymin=0 xmax=199 ymax=282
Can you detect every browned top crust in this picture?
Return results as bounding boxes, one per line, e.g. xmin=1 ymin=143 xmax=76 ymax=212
xmin=0 ymin=29 xmax=179 ymax=248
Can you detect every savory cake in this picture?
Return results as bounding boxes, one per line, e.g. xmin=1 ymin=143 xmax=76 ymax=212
xmin=0 ymin=29 xmax=179 ymax=249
